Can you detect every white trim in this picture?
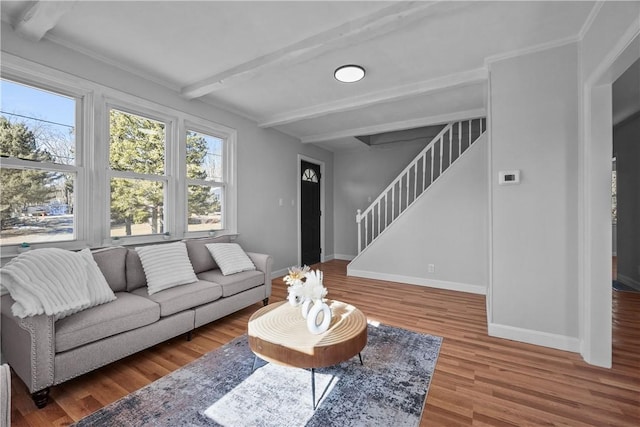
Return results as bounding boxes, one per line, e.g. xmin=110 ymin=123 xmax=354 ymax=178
xmin=301 ymin=108 xmax=486 ymax=144
xmin=485 ymin=35 xmax=579 ymax=66
xmin=347 ymin=269 xmax=486 ymax=295
xmin=271 ymin=267 xmax=289 ymax=280
xmin=617 ymin=274 xmax=640 ymax=290
xmin=259 ymin=69 xmax=488 ymax=128
xmin=579 ymin=16 xmax=640 ymax=368
xmin=578 ymin=2 xmax=605 ymax=41
xmin=297 ymin=155 xmax=325 ymax=266
xmin=488 ymin=323 xmax=580 ymax=353
xmin=486 ymin=70 xmax=494 ymax=325
xmin=333 ymin=254 xmax=355 ymax=261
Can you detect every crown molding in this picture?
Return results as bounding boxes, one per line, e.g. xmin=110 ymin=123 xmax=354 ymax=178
xmin=300 ymin=108 xmax=486 ymax=144
xmin=485 ymin=35 xmax=580 ymax=66
xmin=578 ymin=1 xmax=605 ymax=41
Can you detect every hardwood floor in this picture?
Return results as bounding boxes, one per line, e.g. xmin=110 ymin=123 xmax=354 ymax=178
xmin=10 ymin=260 xmax=640 ymax=426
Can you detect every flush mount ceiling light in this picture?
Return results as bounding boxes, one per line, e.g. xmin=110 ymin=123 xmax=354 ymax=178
xmin=334 ymin=65 xmax=365 ymax=83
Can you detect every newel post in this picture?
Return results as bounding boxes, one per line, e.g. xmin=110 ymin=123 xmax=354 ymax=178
xmin=356 ymin=209 xmax=362 ymax=254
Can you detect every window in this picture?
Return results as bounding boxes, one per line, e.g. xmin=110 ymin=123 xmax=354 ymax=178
xmin=302 ymin=168 xmax=319 ymax=183
xmin=0 ymin=79 xmax=79 ymax=245
xmin=1 ymin=54 xmax=237 ymax=251
xmin=186 ymin=129 xmax=225 ymax=232
xmin=108 ymin=108 xmax=168 ymax=237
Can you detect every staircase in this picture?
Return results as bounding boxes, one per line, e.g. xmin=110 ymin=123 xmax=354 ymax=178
xmin=354 ymin=117 xmax=486 ymax=256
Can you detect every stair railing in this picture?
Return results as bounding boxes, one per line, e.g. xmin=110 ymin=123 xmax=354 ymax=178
xmin=356 ymin=118 xmax=486 ymax=254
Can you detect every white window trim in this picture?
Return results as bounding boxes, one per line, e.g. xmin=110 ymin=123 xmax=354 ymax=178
xmin=0 ymin=53 xmax=237 ymax=256
xmin=1 ymin=64 xmax=93 ymax=255
xmin=183 ymin=119 xmax=237 ymax=237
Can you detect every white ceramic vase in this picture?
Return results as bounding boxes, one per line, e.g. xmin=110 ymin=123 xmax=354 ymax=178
xmin=302 ymin=299 xmax=332 ymax=334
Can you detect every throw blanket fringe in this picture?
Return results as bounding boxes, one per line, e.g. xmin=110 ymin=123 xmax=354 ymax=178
xmin=0 ymin=248 xmax=90 ymax=319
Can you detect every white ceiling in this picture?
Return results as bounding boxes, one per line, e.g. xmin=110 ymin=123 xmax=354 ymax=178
xmin=1 ymin=1 xmax=602 ymax=151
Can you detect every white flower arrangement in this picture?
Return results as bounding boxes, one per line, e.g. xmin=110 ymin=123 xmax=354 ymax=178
xmin=284 ymin=266 xmax=327 ymax=306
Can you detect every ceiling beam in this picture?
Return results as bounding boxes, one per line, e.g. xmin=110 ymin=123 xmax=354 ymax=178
xmin=300 ymin=108 xmax=487 ymax=144
xmin=259 ymin=68 xmax=488 ymax=128
xmin=13 ymin=1 xmax=77 ymax=42
xmin=180 ymin=1 xmax=448 ymax=100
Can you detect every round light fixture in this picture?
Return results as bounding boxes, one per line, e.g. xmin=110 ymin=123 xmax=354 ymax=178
xmin=334 ymin=65 xmax=365 ymax=83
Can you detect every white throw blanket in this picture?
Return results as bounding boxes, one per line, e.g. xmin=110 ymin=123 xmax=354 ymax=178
xmin=0 ymin=248 xmax=91 ymax=319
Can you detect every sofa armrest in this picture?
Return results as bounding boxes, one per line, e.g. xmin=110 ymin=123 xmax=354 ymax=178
xmin=246 ymin=252 xmax=273 ymax=297
xmin=1 ymin=294 xmax=55 ymax=393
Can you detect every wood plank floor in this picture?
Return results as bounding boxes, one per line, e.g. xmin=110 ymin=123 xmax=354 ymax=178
xmin=10 ymin=260 xmax=640 ymax=426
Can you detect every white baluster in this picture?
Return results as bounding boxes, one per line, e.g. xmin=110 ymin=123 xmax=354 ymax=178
xmin=439 ymin=138 xmax=443 ymax=176
xmin=430 ymin=146 xmax=434 ymax=184
xmin=356 ymin=209 xmax=362 ymax=253
xmin=377 ymin=201 xmax=381 ymax=236
xmin=449 ymin=129 xmax=452 ymax=166
xmin=413 ymin=162 xmax=418 ymax=201
xmin=422 ymin=152 xmax=427 ymax=192
xmin=458 ymin=121 xmax=462 ymax=157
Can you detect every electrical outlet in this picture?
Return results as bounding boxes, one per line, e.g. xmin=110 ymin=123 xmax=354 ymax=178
xmin=428 ymin=264 xmax=435 ymax=273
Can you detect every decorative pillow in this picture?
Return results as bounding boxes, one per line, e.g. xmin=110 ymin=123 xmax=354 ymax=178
xmin=205 ymin=243 xmax=256 ymax=276
xmin=136 ymin=242 xmax=198 ymax=295
xmin=79 ymin=249 xmax=117 ymax=307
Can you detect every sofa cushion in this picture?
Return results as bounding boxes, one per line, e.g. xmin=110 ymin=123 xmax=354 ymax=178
xmin=197 ymin=269 xmax=264 ymax=297
xmin=183 ymin=235 xmax=231 ymax=274
xmin=79 ymin=249 xmax=117 ymax=307
xmin=55 ymin=292 xmax=159 ymax=353
xmin=136 ymin=242 xmax=198 ymax=295
xmin=131 ymin=280 xmax=223 ymax=317
xmin=91 ymin=247 xmax=128 ymax=292
xmin=125 ymin=249 xmax=147 ymax=291
xmin=205 ymin=243 xmax=256 ymax=276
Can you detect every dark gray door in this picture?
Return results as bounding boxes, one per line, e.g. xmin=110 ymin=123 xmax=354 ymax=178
xmin=301 ymin=160 xmax=321 ymax=266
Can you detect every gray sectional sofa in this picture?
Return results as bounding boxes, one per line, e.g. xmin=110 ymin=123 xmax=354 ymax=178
xmin=0 ymin=235 xmax=272 ymax=408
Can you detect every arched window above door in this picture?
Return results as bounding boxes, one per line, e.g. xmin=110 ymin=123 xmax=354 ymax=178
xmin=302 ymin=168 xmax=319 ymax=183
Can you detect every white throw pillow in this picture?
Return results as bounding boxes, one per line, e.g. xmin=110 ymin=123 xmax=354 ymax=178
xmin=136 ymin=242 xmax=198 ymax=295
xmin=205 ymin=243 xmax=256 ymax=276
xmin=79 ymin=249 xmax=117 ymax=307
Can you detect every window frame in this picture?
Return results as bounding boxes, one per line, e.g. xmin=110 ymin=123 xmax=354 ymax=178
xmin=1 ymin=53 xmax=237 ymax=256
xmin=0 ymin=71 xmax=92 ymax=252
xmin=182 ymin=119 xmax=237 ymax=237
xmin=105 ymin=102 xmax=175 ymax=244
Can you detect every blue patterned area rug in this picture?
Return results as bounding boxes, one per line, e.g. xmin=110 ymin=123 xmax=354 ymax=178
xmin=74 ymin=323 xmax=442 ymax=427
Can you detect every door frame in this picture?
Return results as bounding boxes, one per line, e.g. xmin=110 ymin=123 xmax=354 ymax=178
xmin=579 ymin=23 xmax=639 ymax=367
xmin=297 ymin=154 xmax=325 ymax=267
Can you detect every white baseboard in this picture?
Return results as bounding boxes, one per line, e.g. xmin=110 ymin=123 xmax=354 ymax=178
xmin=347 ymin=268 xmax=486 ymax=295
xmin=617 ymin=274 xmax=640 ymax=290
xmin=271 ymin=268 xmax=289 ymax=279
xmin=488 ymin=323 xmax=580 ymax=353
xmin=333 ymin=254 xmax=355 ymax=261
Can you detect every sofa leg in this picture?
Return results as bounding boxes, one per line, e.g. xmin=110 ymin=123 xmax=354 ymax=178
xmin=32 ymin=387 xmax=50 ymax=409
xmin=186 ymin=331 xmax=193 ymax=341
xmin=262 ymin=298 xmax=269 ymax=306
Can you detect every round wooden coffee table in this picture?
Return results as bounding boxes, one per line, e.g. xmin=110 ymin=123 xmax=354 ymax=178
xmin=248 ymin=300 xmax=367 ymax=408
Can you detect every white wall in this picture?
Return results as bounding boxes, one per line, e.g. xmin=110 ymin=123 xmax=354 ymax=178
xmin=333 ymin=140 xmax=429 ymax=258
xmin=348 ymin=134 xmax=488 ymax=294
xmin=488 ymin=43 xmax=580 ymax=351
xmin=0 ymin=26 xmax=334 ymax=274
xmin=614 ymin=115 xmax=640 ymax=288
